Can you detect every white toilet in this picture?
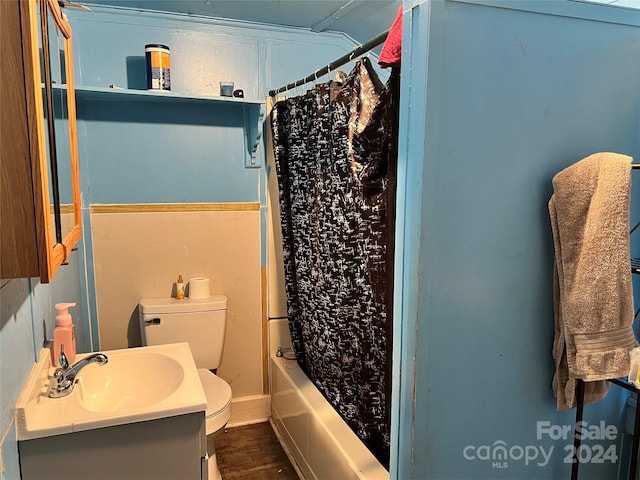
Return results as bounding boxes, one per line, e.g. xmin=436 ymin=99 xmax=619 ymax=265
xmin=139 ymin=296 xmax=232 ymax=480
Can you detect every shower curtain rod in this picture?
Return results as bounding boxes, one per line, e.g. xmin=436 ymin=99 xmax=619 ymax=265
xmin=268 ymin=28 xmax=390 ymax=97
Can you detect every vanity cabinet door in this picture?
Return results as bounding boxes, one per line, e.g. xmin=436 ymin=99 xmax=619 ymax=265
xmin=0 ymin=0 xmax=82 ymax=283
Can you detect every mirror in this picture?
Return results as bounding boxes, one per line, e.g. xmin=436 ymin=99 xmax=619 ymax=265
xmin=38 ymin=0 xmax=81 ymax=251
xmin=48 ymin=8 xmax=76 ymax=243
xmin=37 ymin=1 xmax=59 ymax=246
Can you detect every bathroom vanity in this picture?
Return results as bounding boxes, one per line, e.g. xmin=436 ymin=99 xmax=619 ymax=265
xmin=19 ymin=412 xmax=206 ymax=480
xmin=16 ymin=343 xmax=208 ymax=480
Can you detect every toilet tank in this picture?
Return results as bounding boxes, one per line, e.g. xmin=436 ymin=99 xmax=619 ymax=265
xmin=139 ymin=296 xmax=227 ymax=370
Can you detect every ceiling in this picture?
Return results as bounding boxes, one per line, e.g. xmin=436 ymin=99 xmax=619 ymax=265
xmin=75 ymin=0 xmax=639 ymax=45
xmin=80 ymin=0 xmax=403 ymax=44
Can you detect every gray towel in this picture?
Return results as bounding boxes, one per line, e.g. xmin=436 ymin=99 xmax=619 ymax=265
xmin=549 ymin=152 xmax=637 ymax=411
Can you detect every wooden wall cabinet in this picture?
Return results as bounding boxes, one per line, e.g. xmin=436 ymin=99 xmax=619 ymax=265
xmin=1 ymin=0 xmax=82 ymax=283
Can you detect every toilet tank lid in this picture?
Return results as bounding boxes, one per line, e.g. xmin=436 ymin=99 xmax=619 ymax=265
xmin=140 ymin=295 xmax=227 ymax=314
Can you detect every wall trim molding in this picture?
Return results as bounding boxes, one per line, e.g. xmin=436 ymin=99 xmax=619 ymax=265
xmin=90 ymin=203 xmax=260 ymax=213
xmin=261 ymin=267 xmax=269 ymax=394
xmin=227 ymin=394 xmax=271 ymax=428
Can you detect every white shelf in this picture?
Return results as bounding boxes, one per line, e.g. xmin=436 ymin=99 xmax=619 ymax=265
xmin=74 ymin=85 xmax=265 ymax=105
xmin=72 ymin=85 xmax=265 ymax=169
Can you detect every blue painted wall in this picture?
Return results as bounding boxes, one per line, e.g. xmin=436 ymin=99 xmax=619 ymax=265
xmin=394 ymin=1 xmax=640 ymax=479
xmin=68 ymin=6 xmax=362 ymax=204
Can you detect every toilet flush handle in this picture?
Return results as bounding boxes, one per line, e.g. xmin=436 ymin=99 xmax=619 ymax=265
xmin=144 ymin=318 xmax=161 ymax=325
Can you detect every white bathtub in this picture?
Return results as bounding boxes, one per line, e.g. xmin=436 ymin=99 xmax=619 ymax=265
xmin=270 ymin=354 xmax=389 ymax=480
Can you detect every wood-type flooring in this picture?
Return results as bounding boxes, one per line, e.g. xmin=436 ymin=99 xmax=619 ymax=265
xmin=215 ymin=422 xmax=300 ymax=480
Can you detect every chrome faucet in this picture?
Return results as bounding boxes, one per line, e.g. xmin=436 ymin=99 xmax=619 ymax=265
xmin=49 ymin=346 xmax=108 ymax=398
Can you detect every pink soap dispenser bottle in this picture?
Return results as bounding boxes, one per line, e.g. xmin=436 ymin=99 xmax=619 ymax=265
xmin=52 ymin=302 xmax=76 ymax=366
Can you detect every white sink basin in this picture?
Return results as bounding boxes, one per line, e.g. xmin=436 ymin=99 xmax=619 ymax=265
xmin=16 ymin=343 xmax=206 ymax=440
xmin=78 ymin=351 xmax=184 ymax=413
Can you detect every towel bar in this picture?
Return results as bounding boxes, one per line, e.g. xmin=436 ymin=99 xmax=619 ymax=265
xmin=571 ymin=379 xmax=640 ymax=480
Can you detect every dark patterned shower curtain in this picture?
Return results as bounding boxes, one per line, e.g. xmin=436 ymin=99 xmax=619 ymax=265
xmin=271 ymin=58 xmax=398 ymax=467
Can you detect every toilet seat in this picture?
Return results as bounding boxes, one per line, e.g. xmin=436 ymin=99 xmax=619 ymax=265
xmin=198 ymin=369 xmax=232 ymax=434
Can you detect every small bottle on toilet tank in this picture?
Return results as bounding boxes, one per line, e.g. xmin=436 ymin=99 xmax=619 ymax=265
xmin=176 ymin=275 xmax=185 ymax=300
